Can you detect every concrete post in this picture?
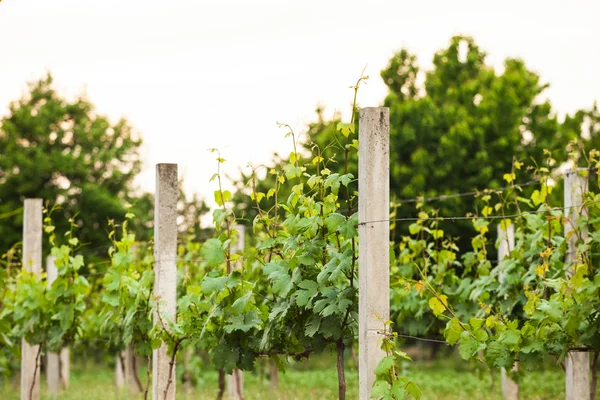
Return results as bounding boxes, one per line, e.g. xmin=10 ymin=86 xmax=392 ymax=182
xmin=564 ymin=168 xmax=590 ymax=400
xmin=497 ymin=225 xmax=518 ymax=400
xmin=358 ymin=107 xmax=390 ymax=399
xmin=115 ymin=353 xmax=125 ymax=388
xmin=21 ymin=199 xmax=42 ymax=400
xmin=46 ymin=256 xmax=60 ymax=398
xmin=228 ymin=225 xmax=245 ymax=400
xmin=152 ymin=164 xmax=178 ymax=400
xmin=124 ymin=344 xmax=140 ymax=393
xmin=59 ymin=347 xmax=69 ymax=389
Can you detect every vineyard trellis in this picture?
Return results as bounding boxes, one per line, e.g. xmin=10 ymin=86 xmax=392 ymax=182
xmin=1 ymin=103 xmax=599 ymax=400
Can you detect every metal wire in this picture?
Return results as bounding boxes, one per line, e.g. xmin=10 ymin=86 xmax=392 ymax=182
xmin=359 ymin=200 xmax=600 ymax=226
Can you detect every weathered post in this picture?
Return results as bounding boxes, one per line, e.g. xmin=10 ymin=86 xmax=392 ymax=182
xmin=564 ymin=168 xmax=590 ymax=400
xmin=46 ymin=256 xmax=60 ymax=398
xmin=228 ymin=225 xmax=245 ymax=400
xmin=497 ymin=224 xmax=518 ymax=400
xmin=358 ymin=107 xmax=390 ymax=399
xmin=21 ymin=199 xmax=43 ymax=400
xmin=115 ymin=353 xmax=125 ymax=388
xmin=152 ymin=164 xmax=178 ymax=400
xmin=59 ymin=347 xmax=69 ymax=389
xmin=124 ymin=344 xmax=140 ymax=393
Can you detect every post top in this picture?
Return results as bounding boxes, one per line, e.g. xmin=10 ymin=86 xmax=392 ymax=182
xmin=359 ymin=107 xmax=389 ymax=115
xmin=564 ymin=167 xmax=590 ymax=177
xmin=24 ymin=198 xmax=43 ymax=204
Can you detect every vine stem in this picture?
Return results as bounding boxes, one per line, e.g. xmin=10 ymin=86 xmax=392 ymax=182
xmin=215 ymin=155 xmax=233 ymax=274
xmin=217 ymin=369 xmax=226 ymax=400
xmin=29 ymin=344 xmax=42 ymax=400
xmin=336 ymin=340 xmax=346 ymax=400
xmin=163 ymin=337 xmax=186 ymax=400
xmin=144 ymin=355 xmax=151 ymax=400
xmin=132 ymin=350 xmax=144 ymax=392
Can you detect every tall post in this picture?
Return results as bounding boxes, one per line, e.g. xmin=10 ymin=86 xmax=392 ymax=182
xmin=497 ymin=224 xmax=518 ymax=400
xmin=228 ymin=225 xmax=245 ymax=400
xmin=152 ymin=164 xmax=178 ymax=400
xmin=46 ymin=256 xmax=60 ymax=398
xmin=358 ymin=107 xmax=390 ymax=399
xmin=21 ymin=199 xmax=43 ymax=400
xmin=564 ymin=168 xmax=590 ymax=400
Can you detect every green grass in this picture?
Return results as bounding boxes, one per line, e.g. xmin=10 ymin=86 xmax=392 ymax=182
xmin=0 ymin=355 xmax=592 ymax=399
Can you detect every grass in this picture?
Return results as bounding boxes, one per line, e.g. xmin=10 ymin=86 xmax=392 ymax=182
xmin=0 ymin=353 xmax=593 ymax=399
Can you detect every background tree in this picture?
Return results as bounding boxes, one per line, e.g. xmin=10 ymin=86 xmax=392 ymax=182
xmin=233 ymin=36 xmax=599 ymax=245
xmin=0 ymin=74 xmax=209 ymax=265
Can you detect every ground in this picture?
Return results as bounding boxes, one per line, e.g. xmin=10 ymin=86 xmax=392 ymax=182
xmin=0 ymin=354 xmax=594 ymax=399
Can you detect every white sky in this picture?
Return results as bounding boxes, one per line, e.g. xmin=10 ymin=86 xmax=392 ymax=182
xmin=1 ymin=0 xmax=599 ymax=208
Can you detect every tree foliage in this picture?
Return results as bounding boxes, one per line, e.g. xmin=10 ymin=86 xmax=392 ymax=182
xmin=0 ymin=74 xmax=143 ymax=258
xmin=0 ymin=74 xmax=210 ymax=263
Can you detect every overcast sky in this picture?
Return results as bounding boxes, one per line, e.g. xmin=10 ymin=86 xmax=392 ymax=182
xmin=1 ymin=0 xmax=599 ymax=207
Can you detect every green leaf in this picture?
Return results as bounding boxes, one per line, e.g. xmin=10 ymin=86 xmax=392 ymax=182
xmin=338 ymin=213 xmax=358 ymax=238
xmin=214 ymin=190 xmax=224 ymax=206
xmin=295 ymin=280 xmax=318 ymax=307
xmin=201 ymin=238 xmax=225 ymax=267
xmin=224 ymin=310 xmax=262 ymax=333
xmin=373 ymin=355 xmax=394 ymax=377
xmin=283 ymin=163 xmax=303 ymax=179
xmin=264 ymin=262 xmax=293 ymax=296
xmin=537 ymin=299 xmax=562 ymax=322
xmin=458 ymin=331 xmax=484 ymax=360
xmin=211 ymin=340 xmax=239 ymax=373
xmin=405 ymin=381 xmax=422 ymax=400
xmin=498 ymin=328 xmax=521 ymax=347
xmin=200 ymin=276 xmax=228 ymax=294
xmin=231 ymin=291 xmax=253 ymax=315
xmin=325 ymin=213 xmax=346 ymax=232
xmin=428 ymin=295 xmax=447 ymax=317
xmin=409 ymin=223 xmax=421 ymax=235
xmin=469 ymin=318 xmax=484 ymax=330
xmin=336 ymin=122 xmax=355 ymax=138
xmin=371 ymin=380 xmax=390 ymax=398
xmin=444 ymin=317 xmax=462 ymax=346
xmin=531 ymin=189 xmax=546 ymax=206
xmin=305 ymin=315 xmax=320 ymax=337
xmin=485 ymin=341 xmax=511 ymax=368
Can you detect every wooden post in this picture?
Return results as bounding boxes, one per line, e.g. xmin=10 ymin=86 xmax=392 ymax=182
xmin=46 ymin=256 xmax=60 ymax=398
xmin=152 ymin=164 xmax=178 ymax=400
xmin=21 ymin=199 xmax=42 ymax=400
xmin=358 ymin=107 xmax=390 ymax=399
xmin=228 ymin=225 xmax=245 ymax=400
xmin=564 ymin=168 xmax=590 ymax=400
xmin=497 ymin=224 xmax=518 ymax=400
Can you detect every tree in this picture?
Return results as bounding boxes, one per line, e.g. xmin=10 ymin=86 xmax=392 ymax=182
xmin=382 ymin=36 xmax=600 ymax=248
xmin=0 ymin=74 xmax=210 ymax=262
xmin=234 ymin=36 xmax=599 ymax=246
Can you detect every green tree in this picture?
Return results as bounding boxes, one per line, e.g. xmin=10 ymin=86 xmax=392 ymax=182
xmin=235 ymin=36 xmax=599 ymax=244
xmin=381 ymin=36 xmax=600 ymax=249
xmin=0 ymin=74 xmax=209 ymax=263
xmin=0 ymin=74 xmax=144 ymax=257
